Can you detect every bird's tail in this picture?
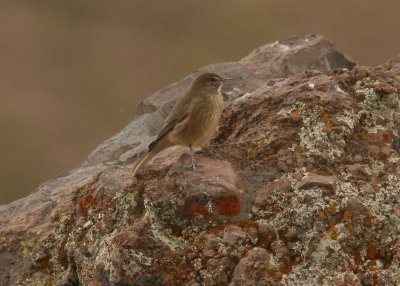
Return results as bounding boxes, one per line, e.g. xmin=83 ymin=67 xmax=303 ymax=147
xmin=132 ymin=137 xmax=174 ymax=176
xmin=132 ymin=152 xmax=156 ymax=176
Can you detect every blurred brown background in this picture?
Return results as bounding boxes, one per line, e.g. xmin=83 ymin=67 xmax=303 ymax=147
xmin=1 ymin=0 xmax=399 ymax=204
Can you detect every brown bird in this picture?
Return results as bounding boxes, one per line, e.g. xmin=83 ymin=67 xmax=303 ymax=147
xmin=132 ymin=72 xmax=231 ymax=176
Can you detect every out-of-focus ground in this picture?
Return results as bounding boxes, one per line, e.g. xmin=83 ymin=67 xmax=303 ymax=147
xmin=1 ymin=0 xmax=399 ymax=204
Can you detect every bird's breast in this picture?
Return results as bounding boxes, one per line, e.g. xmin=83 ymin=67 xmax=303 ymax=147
xmin=176 ymin=92 xmax=224 ymax=146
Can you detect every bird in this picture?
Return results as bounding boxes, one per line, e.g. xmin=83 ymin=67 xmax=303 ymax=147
xmin=132 ymin=72 xmax=232 ymax=176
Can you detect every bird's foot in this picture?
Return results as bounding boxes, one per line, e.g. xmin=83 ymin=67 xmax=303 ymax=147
xmin=202 ymin=147 xmax=224 ymax=160
xmin=190 ymin=154 xmax=197 ymax=171
xmin=189 ymin=146 xmax=197 ymax=171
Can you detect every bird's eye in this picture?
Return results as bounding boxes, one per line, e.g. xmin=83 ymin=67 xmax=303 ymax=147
xmin=210 ymin=77 xmax=218 ymax=82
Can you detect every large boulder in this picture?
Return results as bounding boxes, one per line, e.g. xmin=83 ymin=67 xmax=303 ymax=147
xmin=2 ymin=34 xmax=400 ymax=286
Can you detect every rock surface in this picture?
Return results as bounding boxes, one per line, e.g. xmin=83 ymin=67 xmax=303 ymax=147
xmin=1 ymin=34 xmax=400 ymax=286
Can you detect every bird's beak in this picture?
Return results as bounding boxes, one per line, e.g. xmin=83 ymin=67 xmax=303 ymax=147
xmin=223 ymin=77 xmax=236 ymax=81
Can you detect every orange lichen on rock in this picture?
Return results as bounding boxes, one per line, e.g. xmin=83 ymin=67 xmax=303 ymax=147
xmin=328 ymin=224 xmax=340 ymax=240
xmin=343 ymin=210 xmax=353 ymax=221
xmin=327 ymin=204 xmax=337 ymax=213
xmin=77 ymin=191 xmax=96 ymax=216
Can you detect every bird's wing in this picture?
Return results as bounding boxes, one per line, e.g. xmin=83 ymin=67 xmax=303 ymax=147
xmin=148 ymin=89 xmax=195 ymax=151
xmin=148 ymin=111 xmax=189 ymax=151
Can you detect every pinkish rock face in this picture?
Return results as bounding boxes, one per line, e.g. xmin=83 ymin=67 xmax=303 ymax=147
xmin=2 ymin=35 xmax=400 ymax=285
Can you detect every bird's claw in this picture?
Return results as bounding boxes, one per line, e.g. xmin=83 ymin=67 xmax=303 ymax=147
xmin=202 ymin=147 xmax=224 ymax=160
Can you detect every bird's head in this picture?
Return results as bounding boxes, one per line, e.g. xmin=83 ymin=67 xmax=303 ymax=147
xmin=193 ymin=72 xmax=233 ymax=91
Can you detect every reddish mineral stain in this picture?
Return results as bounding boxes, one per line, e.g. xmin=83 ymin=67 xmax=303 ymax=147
xmin=279 ymin=260 xmax=294 ymax=275
xmin=366 ymin=242 xmax=377 ymax=260
xmin=215 ymin=195 xmax=241 ymax=216
xmin=382 ymin=132 xmax=390 ymax=142
xmin=191 ymin=204 xmax=209 ymax=219
xmin=76 ymin=191 xmax=97 ymax=216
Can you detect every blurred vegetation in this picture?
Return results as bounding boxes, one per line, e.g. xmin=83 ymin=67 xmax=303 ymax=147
xmin=1 ymin=0 xmax=399 ymax=203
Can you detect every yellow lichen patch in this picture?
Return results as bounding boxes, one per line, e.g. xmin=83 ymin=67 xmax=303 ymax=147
xmin=255 ymin=135 xmax=275 ymax=145
xmin=0 ymin=234 xmax=7 ymax=248
xmin=19 ymin=241 xmax=34 ymax=259
xmin=51 ymin=210 xmax=61 ymax=220
xmin=246 ymin=145 xmax=257 ymax=158
xmin=320 ymin=112 xmax=331 ymax=122
xmin=128 ymin=191 xmax=138 ymax=201
xmin=362 ymin=132 xmax=379 ymax=143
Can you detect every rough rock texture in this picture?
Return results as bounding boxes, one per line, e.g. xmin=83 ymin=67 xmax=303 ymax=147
xmin=1 ymin=34 xmax=400 ymax=286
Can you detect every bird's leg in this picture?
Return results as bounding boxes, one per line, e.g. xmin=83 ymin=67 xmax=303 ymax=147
xmin=202 ymin=146 xmax=224 ymax=160
xmin=190 ymin=145 xmax=197 ymax=171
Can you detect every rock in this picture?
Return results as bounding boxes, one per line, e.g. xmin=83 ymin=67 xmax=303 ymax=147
xmin=86 ymin=34 xmax=355 ymax=167
xmin=258 ymin=222 xmax=278 ymax=248
xmin=240 ymin=34 xmax=355 ymax=80
xmin=346 ymin=197 xmax=369 ymax=217
xmin=1 ymin=34 xmax=400 ymax=285
xmin=297 ymin=173 xmax=339 ymax=191
xmin=222 ymin=225 xmax=247 ymax=246
xmin=85 ymin=62 xmax=264 ymax=166
xmin=229 ymin=247 xmax=280 ymax=286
